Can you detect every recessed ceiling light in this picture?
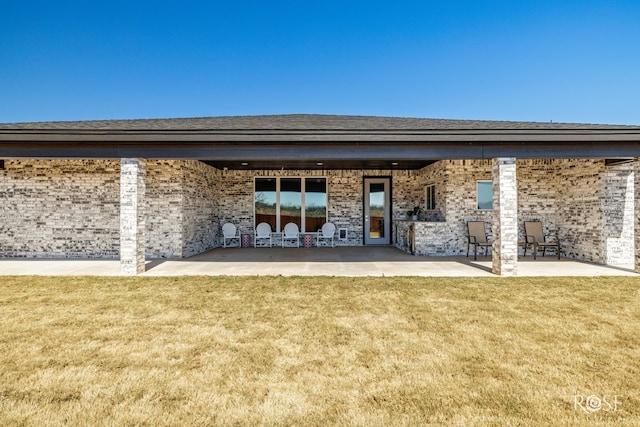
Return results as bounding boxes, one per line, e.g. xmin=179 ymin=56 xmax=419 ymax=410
xmin=316 ymin=162 xmax=324 ymax=166
xmin=391 ymin=162 xmax=399 ymax=166
xmin=241 ymin=162 xmax=248 ymax=166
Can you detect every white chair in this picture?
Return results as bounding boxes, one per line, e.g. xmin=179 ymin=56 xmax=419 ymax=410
xmin=316 ymin=222 xmax=336 ymax=247
xmin=254 ymin=222 xmax=272 ymax=248
xmin=282 ymin=222 xmax=300 ymax=248
xmin=221 ymin=222 xmax=241 ymax=248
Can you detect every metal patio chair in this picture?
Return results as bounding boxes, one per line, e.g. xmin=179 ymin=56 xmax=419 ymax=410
xmin=221 ymin=222 xmax=241 ymax=248
xmin=254 ymin=222 xmax=273 ymax=248
xmin=316 ymin=222 xmax=336 ymax=247
xmin=523 ymin=221 xmax=560 ymax=259
xmin=466 ymin=220 xmax=492 ymax=260
xmin=282 ymin=222 xmax=300 ymax=248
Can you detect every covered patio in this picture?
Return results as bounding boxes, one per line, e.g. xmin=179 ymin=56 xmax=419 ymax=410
xmin=0 ymin=247 xmax=635 ymax=277
xmin=2 ymin=114 xmax=640 ymax=277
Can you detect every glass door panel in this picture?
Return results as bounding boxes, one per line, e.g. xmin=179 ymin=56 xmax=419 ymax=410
xmin=364 ymin=178 xmax=391 ymax=245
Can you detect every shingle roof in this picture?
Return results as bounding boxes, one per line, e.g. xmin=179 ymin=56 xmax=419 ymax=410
xmin=2 ymin=114 xmax=639 ymax=167
xmin=1 ymin=114 xmax=638 ymax=131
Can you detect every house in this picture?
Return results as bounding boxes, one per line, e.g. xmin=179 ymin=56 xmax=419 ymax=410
xmin=1 ymin=114 xmax=640 ymax=276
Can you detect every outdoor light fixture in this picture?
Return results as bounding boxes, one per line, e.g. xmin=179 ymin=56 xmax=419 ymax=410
xmin=241 ymin=162 xmax=248 ymax=166
xmin=391 ymin=162 xmax=398 ymax=166
xmin=316 ymin=162 xmax=324 ymax=166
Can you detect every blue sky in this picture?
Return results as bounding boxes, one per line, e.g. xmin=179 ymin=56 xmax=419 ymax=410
xmin=2 ymin=1 xmax=639 ymax=124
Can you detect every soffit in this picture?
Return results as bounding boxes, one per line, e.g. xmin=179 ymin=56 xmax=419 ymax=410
xmin=1 ymin=115 xmax=640 ymax=165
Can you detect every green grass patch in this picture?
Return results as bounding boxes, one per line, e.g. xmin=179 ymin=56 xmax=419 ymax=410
xmin=1 ymin=276 xmax=639 ymax=426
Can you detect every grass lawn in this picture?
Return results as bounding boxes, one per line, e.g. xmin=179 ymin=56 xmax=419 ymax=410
xmin=0 ymin=276 xmax=639 ymax=426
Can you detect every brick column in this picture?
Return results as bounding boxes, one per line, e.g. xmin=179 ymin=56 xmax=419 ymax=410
xmin=120 ymin=158 xmax=146 ymax=275
xmin=492 ymin=158 xmax=518 ymax=276
xmin=634 ymin=158 xmax=640 ymax=273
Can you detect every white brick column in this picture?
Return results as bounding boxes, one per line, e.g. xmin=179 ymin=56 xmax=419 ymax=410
xmin=120 ymin=158 xmax=146 ymax=275
xmin=492 ymin=158 xmax=518 ymax=276
xmin=634 ymin=158 xmax=640 ymax=273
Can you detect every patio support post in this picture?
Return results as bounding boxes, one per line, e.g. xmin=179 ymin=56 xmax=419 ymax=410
xmin=492 ymin=157 xmax=518 ymax=276
xmin=635 ymin=158 xmax=640 ymax=273
xmin=120 ymin=158 xmax=146 ymax=275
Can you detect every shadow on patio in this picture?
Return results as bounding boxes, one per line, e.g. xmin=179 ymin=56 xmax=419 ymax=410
xmin=142 ymin=246 xmax=637 ymax=277
xmin=0 ymin=246 xmax=635 ymax=277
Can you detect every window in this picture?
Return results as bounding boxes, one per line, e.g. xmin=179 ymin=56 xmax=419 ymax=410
xmin=255 ymin=178 xmax=277 ymax=230
xmin=280 ymin=178 xmax=302 ymax=230
xmin=477 ymin=181 xmax=493 ymax=210
xmin=425 ymin=184 xmax=436 ymax=211
xmin=255 ymin=177 xmax=327 ymax=232
xmin=304 ymin=178 xmax=327 ymax=232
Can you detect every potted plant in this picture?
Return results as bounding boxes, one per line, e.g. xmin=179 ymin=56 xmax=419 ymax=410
xmin=409 ymin=206 xmax=422 ymax=220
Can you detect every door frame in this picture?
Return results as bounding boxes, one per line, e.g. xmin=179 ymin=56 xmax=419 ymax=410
xmin=363 ymin=176 xmax=392 ymax=245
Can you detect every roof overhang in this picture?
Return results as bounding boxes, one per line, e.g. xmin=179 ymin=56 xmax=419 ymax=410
xmin=1 ymin=115 xmax=639 ymax=169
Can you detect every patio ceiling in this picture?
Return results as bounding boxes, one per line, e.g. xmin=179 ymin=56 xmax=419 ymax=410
xmin=202 ymin=159 xmax=437 ymax=170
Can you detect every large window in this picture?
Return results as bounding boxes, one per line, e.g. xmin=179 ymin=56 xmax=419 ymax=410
xmin=255 ymin=177 xmax=327 ymax=232
xmin=477 ymin=181 xmax=493 ymax=210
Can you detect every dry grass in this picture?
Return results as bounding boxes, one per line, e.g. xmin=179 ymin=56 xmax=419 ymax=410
xmin=0 ymin=276 xmax=639 ymax=426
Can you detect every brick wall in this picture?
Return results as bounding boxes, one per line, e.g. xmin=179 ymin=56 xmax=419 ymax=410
xmin=217 ymin=168 xmax=425 ymax=246
xmin=181 ymin=160 xmax=220 ymax=257
xmin=0 ymin=158 xmax=634 ymax=264
xmin=0 ymin=159 xmax=121 ymax=258
xmin=395 ymin=159 xmax=634 ymax=263
xmin=0 ymin=159 xmax=220 ymax=259
xmin=601 ymin=162 xmax=634 ymax=264
xmin=146 ymin=160 xmax=184 ymax=258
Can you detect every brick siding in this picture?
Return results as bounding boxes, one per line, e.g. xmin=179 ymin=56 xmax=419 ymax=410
xmin=0 ymin=158 xmax=634 ymax=264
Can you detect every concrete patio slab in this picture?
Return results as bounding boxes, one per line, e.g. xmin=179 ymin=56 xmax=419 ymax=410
xmin=0 ymin=247 xmax=637 ymax=277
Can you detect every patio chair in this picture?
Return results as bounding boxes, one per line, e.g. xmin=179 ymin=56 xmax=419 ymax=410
xmin=221 ymin=222 xmax=241 ymax=248
xmin=316 ymin=222 xmax=336 ymax=247
xmin=282 ymin=222 xmax=300 ymax=248
xmin=466 ymin=220 xmax=492 ymax=260
xmin=524 ymin=221 xmax=560 ymax=260
xmin=254 ymin=222 xmax=272 ymax=248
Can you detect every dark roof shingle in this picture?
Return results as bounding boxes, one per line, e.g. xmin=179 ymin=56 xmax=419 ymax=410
xmin=1 ymin=114 xmax=638 ymax=131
